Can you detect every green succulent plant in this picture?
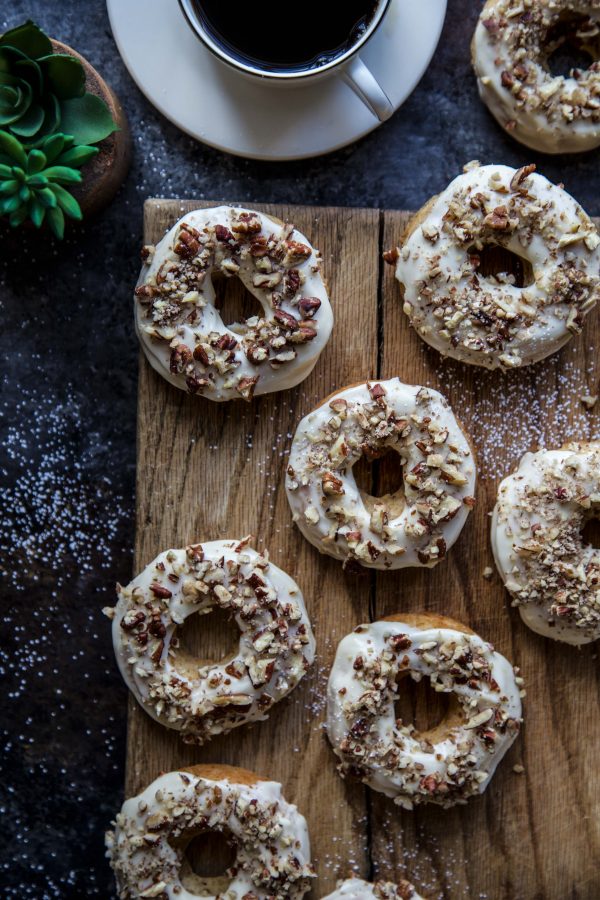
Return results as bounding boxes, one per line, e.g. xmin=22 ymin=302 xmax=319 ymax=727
xmin=0 ymin=129 xmax=98 ymax=238
xmin=0 ymin=19 xmax=117 ymax=148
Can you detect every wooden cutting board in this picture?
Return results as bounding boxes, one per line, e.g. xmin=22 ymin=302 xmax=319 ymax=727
xmin=127 ymin=199 xmax=600 ymax=900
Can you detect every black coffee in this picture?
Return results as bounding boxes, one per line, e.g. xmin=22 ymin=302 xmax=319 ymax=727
xmin=192 ymin=0 xmax=381 ymax=72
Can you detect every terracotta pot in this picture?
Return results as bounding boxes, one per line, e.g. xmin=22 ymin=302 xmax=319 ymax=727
xmin=50 ymin=39 xmax=132 ymax=218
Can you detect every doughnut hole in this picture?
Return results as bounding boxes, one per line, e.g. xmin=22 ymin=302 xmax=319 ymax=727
xmin=582 ymin=517 xmax=600 ymax=549
xmin=177 ymin=828 xmax=237 ymax=895
xmin=352 ymin=447 xmax=406 ymax=518
xmin=545 ymin=13 xmax=600 ymax=78
xmin=171 ymin=604 xmax=240 ymax=678
xmin=394 ymin=673 xmax=463 ymax=742
xmin=468 ymin=244 xmax=534 ymax=288
xmin=213 ymin=273 xmax=265 ymax=330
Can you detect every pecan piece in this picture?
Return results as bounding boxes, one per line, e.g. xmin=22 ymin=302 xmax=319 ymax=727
xmin=150 ymin=582 xmax=172 ymax=599
xmin=215 ymin=224 xmax=234 ymax=243
xmin=236 ymin=375 xmax=259 ymax=401
xmin=249 ymin=236 xmax=269 ymax=256
xmin=322 ymin=472 xmax=345 ymax=495
xmin=284 ymin=239 xmax=311 ymax=261
xmin=135 ymin=284 xmax=158 ymax=300
xmin=283 ymin=269 xmax=301 ymax=298
xmin=186 ymin=374 xmax=209 ymax=394
xmin=274 ymin=309 xmax=299 ymax=331
xmin=170 ymin=343 xmax=193 ymax=374
xmin=289 ymin=324 xmax=317 ymax=343
xmin=383 ymin=247 xmax=399 ymax=265
xmin=246 ymin=344 xmax=269 ymax=365
xmin=298 ymin=296 xmax=321 ymax=318
xmin=120 ymin=611 xmax=145 ymax=631
xmin=231 ymin=212 xmax=261 ymax=234
xmin=484 ymin=205 xmax=511 ymax=230
xmin=368 ymin=382 xmax=386 ymax=403
xmin=215 ymin=333 xmax=238 ymax=351
xmin=482 ymin=16 xmax=500 ymax=33
xmin=193 ymin=344 xmax=210 ymax=365
xmin=510 ymin=163 xmax=536 ymax=192
xmin=174 ymin=224 xmax=201 ymax=258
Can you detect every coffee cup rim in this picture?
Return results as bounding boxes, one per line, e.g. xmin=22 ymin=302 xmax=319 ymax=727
xmin=178 ymin=0 xmax=392 ymax=80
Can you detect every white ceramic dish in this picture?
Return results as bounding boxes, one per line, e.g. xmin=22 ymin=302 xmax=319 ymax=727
xmin=107 ymin=0 xmax=447 ymax=161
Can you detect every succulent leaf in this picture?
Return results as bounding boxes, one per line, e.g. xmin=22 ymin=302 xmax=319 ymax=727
xmin=26 ymin=173 xmax=49 ymax=187
xmin=46 ymin=205 xmax=64 ymax=239
xmin=0 ymin=21 xmax=53 ymax=59
xmin=59 ymin=93 xmax=118 ymax=145
xmin=0 ymin=178 xmax=18 ymax=195
xmin=9 ymin=206 xmax=28 ymax=227
xmin=10 ymin=99 xmax=44 ymax=137
xmin=28 ymin=196 xmax=46 ymax=227
xmin=36 ymin=186 xmax=58 ymax=208
xmin=50 ymin=182 xmax=82 ymax=220
xmin=0 ymin=129 xmax=96 ymax=237
xmin=0 ymin=193 xmax=23 ymax=214
xmin=26 ymin=148 xmax=46 ymax=173
xmin=0 ymin=130 xmax=27 ymax=165
xmin=40 ymin=132 xmax=65 ymax=163
xmin=42 ymin=165 xmax=83 ymax=184
xmin=0 ymin=20 xmax=117 ymax=146
xmin=39 ymin=54 xmax=86 ymax=100
xmin=55 ymin=144 xmax=98 ymax=167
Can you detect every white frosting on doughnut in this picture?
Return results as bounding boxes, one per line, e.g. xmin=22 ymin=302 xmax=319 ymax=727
xmin=472 ymin=0 xmax=600 ymax=154
xmin=285 ymin=380 xmax=476 ymax=570
xmin=105 ymin=768 xmax=314 ymax=899
xmin=492 ymin=442 xmax=600 ymax=644
xmin=323 ymin=877 xmax=424 ymax=899
xmin=327 ymin=619 xmax=523 ymax=808
xmin=108 ymin=538 xmax=315 ymax=742
xmin=135 ymin=206 xmax=333 ymax=401
xmin=395 ymin=163 xmax=600 ymax=369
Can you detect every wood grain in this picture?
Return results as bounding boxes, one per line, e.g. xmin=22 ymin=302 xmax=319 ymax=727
xmin=128 ymin=200 xmax=600 ymax=899
xmin=128 ymin=200 xmax=379 ymax=895
xmin=51 ymin=40 xmax=131 ymax=218
xmin=370 ymin=212 xmax=600 ymax=900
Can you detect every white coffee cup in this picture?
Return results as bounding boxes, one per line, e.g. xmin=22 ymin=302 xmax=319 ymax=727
xmin=178 ymin=0 xmax=394 ymax=122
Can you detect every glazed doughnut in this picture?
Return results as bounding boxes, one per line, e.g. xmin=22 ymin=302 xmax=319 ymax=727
xmin=472 ymin=0 xmax=600 ymax=154
xmin=285 ymin=379 xmax=476 ymax=570
xmin=107 ymin=537 xmax=315 ymax=743
xmin=392 ymin=162 xmax=600 ymax=369
xmin=323 ymin=878 xmax=425 ymax=899
xmin=327 ymin=614 xmax=523 ymax=808
xmin=492 ymin=442 xmax=600 ymax=644
xmin=105 ymin=764 xmax=315 ymax=899
xmin=135 ymin=206 xmax=333 ymax=401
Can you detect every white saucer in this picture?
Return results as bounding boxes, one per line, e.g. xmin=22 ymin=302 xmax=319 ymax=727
xmin=107 ymin=0 xmax=447 ymax=161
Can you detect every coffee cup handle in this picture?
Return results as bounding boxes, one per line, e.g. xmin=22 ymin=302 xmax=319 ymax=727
xmin=342 ymin=55 xmax=394 ymax=122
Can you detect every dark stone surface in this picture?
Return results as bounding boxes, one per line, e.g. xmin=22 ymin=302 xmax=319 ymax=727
xmin=0 ymin=1 xmax=598 ymax=897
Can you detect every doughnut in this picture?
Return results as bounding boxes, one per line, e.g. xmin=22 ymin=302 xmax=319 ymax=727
xmin=106 ymin=537 xmax=315 ymax=743
xmin=135 ymin=206 xmax=333 ymax=401
xmin=391 ymin=162 xmax=600 ymax=369
xmin=472 ymin=0 xmax=600 ymax=154
xmin=285 ymin=379 xmax=476 ymax=570
xmin=492 ymin=442 xmax=600 ymax=644
xmin=327 ymin=613 xmax=523 ymax=808
xmin=105 ymin=763 xmax=315 ymax=899
xmin=323 ymin=878 xmax=425 ymax=899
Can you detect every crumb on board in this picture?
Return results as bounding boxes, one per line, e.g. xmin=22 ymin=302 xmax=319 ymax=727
xmin=581 ymin=394 xmax=598 ymax=409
